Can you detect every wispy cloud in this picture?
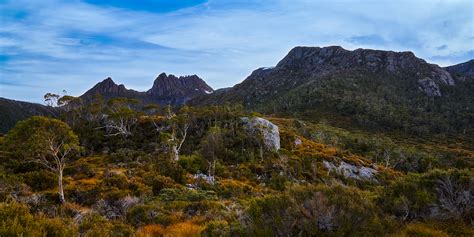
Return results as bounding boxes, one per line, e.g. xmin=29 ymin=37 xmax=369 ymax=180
xmin=0 ymin=0 xmax=473 ymax=102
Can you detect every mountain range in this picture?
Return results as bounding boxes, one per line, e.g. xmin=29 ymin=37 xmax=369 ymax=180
xmin=80 ymin=73 xmax=214 ymax=105
xmin=1 ymin=46 xmax=473 ymax=135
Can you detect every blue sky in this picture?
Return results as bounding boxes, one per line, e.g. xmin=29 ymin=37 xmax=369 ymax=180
xmin=1 ymin=0 xmax=473 ymax=103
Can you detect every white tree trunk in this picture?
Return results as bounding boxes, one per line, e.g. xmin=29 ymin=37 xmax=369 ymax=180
xmin=58 ymin=168 xmax=65 ymax=203
xmin=172 ymin=145 xmax=179 ymax=161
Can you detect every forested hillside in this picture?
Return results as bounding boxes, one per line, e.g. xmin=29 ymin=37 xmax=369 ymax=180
xmin=0 ymin=97 xmax=56 ymax=133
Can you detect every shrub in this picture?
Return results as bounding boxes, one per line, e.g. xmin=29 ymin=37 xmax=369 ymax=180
xmin=65 ymin=161 xmax=96 ymax=179
xmin=143 ymin=174 xmax=179 ymax=195
xmin=103 ymin=172 xmax=129 ymax=190
xmin=379 ymin=169 xmax=472 ymax=221
xmin=166 ymin=221 xmax=205 ymax=237
xmin=21 ymin=171 xmax=56 ymax=191
xmin=152 ymin=156 xmax=186 ymax=183
xmin=78 ymin=213 xmax=133 ymax=236
xmin=202 ymin=220 xmax=230 ymax=237
xmin=136 ymin=224 xmax=166 ymax=237
xmin=126 ymin=204 xmax=171 ymax=227
xmin=159 ymin=188 xmax=218 ymax=202
xmin=110 ymin=148 xmax=149 ymax=163
xmin=179 ymin=154 xmax=206 ymax=174
xmin=215 ymin=179 xmax=254 ymax=198
xmin=400 ymin=223 xmax=449 ymax=237
xmin=79 ymin=213 xmax=113 ymax=236
xmin=244 ymin=184 xmax=394 ymax=236
xmin=0 ymin=201 xmax=77 ymax=236
xmin=66 ymin=185 xmax=102 ymax=206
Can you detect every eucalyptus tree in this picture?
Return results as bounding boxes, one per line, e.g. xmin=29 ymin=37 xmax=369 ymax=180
xmin=4 ymin=116 xmax=81 ymax=203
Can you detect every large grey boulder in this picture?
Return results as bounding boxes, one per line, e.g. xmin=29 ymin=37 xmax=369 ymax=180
xmin=242 ymin=117 xmax=280 ymax=151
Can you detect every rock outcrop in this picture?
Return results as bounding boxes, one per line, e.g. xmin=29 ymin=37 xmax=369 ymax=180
xmin=242 ymin=117 xmax=280 ymax=152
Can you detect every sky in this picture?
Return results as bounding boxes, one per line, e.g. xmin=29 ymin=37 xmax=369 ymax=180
xmin=0 ymin=0 xmax=473 ymax=103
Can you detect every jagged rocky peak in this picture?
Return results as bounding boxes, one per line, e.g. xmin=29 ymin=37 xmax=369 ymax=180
xmin=148 ymin=72 xmax=214 ymax=97
xmin=86 ymin=77 xmax=130 ymax=94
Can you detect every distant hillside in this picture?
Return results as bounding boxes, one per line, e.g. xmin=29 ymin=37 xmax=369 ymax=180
xmin=81 ymin=73 xmax=213 ymax=105
xmin=0 ymin=98 xmax=56 ymax=134
xmin=195 ymin=46 xmax=473 ymax=136
xmin=445 ymin=59 xmax=474 ymax=80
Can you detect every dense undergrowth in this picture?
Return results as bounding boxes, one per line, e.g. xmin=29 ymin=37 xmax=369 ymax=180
xmin=0 ymin=97 xmax=472 ymax=236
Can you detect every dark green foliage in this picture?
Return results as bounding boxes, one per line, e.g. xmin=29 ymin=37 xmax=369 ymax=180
xmin=379 ymin=169 xmax=472 ymax=221
xmin=245 ymin=184 xmax=394 ymax=237
xmin=142 ymin=174 xmax=179 ymax=195
xmin=3 ymin=116 xmax=81 ymax=161
xmin=21 ymin=171 xmax=56 ymax=191
xmin=126 ymin=204 xmax=171 ymax=227
xmin=79 ymin=213 xmax=135 ymax=236
xmin=0 ymin=98 xmax=56 ymax=134
xmin=203 ymin=220 xmax=231 ymax=237
xmin=0 ymin=201 xmax=77 ymax=236
xmin=159 ymin=188 xmax=218 ymax=202
xmin=262 ymin=71 xmax=473 ymax=136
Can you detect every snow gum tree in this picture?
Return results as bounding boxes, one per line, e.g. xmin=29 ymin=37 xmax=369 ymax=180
xmin=3 ymin=116 xmax=81 ymax=203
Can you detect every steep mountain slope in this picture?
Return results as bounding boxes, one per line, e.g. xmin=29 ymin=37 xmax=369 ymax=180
xmin=81 ymin=73 xmax=213 ymax=105
xmin=445 ymin=59 xmax=474 ymax=80
xmin=0 ymin=97 xmax=56 ymax=133
xmin=195 ymin=46 xmax=473 ymax=135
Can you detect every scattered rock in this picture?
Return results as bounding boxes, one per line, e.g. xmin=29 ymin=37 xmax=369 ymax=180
xmin=323 ymin=160 xmax=378 ymax=181
xmin=193 ymin=172 xmax=215 ymax=185
xmin=294 ymin=137 xmax=303 ymax=147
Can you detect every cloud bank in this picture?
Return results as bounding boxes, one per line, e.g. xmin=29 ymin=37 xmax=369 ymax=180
xmin=1 ymin=0 xmax=473 ymax=102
